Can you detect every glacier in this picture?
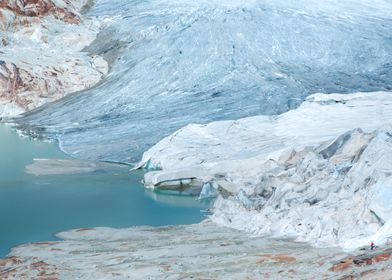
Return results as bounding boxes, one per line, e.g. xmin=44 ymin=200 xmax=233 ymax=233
xmin=2 ymin=0 xmax=392 ymax=276
xmin=14 ymin=0 xmax=392 ymax=163
xmin=140 ymin=92 xmax=392 ymax=248
xmin=4 ymin=0 xmax=392 ymax=250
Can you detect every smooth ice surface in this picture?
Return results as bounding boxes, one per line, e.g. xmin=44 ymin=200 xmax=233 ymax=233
xmin=0 ymin=125 xmax=207 ymax=257
xmin=16 ymin=0 xmax=392 ymax=162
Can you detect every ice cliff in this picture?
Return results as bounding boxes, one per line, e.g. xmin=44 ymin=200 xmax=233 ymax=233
xmin=15 ymin=0 xmax=392 ymax=162
xmin=0 ymin=0 xmax=107 ymax=117
xmin=139 ymin=92 xmax=392 ymax=248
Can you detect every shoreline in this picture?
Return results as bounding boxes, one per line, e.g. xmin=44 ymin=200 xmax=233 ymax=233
xmin=0 ymin=124 xmax=207 ymax=259
xmin=2 ymin=220 xmax=392 ymax=279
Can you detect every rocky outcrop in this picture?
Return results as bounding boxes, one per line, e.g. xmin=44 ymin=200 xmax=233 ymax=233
xmin=0 ymin=220 xmax=386 ymax=280
xmin=0 ymin=0 xmax=81 ymax=25
xmin=0 ymin=62 xmax=24 ymax=104
xmin=1 ymin=221 xmax=392 ymax=279
xmin=329 ymin=249 xmax=392 ymax=279
xmin=330 ymin=250 xmax=392 ymax=272
xmin=0 ymin=0 xmax=107 ymax=118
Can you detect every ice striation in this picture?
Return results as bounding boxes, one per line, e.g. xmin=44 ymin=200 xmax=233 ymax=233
xmin=14 ymin=0 xmax=392 ymax=162
xmin=139 ymin=92 xmax=392 ymax=248
xmin=0 ymin=0 xmax=108 ymax=118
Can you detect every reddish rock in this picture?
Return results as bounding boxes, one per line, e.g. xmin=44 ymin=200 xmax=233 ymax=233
xmin=0 ymin=61 xmax=24 ymax=99
xmin=0 ymin=60 xmax=36 ymax=109
xmin=274 ymin=254 xmax=297 ymax=263
xmin=30 ymin=260 xmax=49 ymax=269
xmin=329 ymin=250 xmax=392 ymax=273
xmin=256 ymin=253 xmax=297 ymax=264
xmin=0 ymin=256 xmax=22 ymax=267
xmin=373 ymin=252 xmax=391 ymax=262
xmin=329 ymin=258 xmax=353 ymax=272
xmin=353 ymin=252 xmax=391 ymax=266
xmin=0 ymin=0 xmax=79 ymax=24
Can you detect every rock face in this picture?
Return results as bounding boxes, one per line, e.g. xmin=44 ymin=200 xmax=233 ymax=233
xmin=0 ymin=0 xmax=80 ymax=23
xmin=139 ymin=92 xmax=392 ymax=248
xmin=0 ymin=0 xmax=107 ymax=118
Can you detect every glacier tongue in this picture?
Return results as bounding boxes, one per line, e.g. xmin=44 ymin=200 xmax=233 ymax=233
xmin=15 ymin=0 xmax=392 ymax=162
xmin=139 ymin=92 xmax=392 ymax=170
xmin=140 ymin=92 xmax=392 ymax=248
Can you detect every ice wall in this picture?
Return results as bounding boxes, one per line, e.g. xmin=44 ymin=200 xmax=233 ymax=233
xmin=138 ymin=92 xmax=392 ymax=248
xmin=16 ymin=0 xmax=392 ymax=162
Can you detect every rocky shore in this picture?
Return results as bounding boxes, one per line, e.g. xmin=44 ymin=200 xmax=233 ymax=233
xmin=0 ymin=0 xmax=107 ymax=118
xmin=1 ymin=221 xmax=391 ymax=279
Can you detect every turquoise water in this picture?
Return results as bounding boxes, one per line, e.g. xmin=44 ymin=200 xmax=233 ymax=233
xmin=0 ymin=125 xmax=207 ymax=257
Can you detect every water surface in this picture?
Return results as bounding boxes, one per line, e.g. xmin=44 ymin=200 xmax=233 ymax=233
xmin=0 ymin=125 xmax=207 ymax=256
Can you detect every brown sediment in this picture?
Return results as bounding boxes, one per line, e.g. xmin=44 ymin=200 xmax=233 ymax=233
xmin=329 ymin=250 xmax=392 ymax=273
xmin=0 ymin=256 xmax=22 ymax=267
xmin=0 ymin=61 xmax=35 ymax=109
xmin=256 ymin=253 xmax=297 ymax=263
xmin=329 ymin=257 xmax=354 ymax=272
xmin=0 ymin=0 xmax=79 ymax=24
xmin=0 ymin=0 xmax=108 ymax=117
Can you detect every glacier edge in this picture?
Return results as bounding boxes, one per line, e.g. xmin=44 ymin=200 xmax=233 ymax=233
xmin=139 ymin=91 xmax=392 ymax=249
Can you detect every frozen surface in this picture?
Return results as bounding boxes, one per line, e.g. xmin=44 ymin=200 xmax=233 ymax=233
xmin=140 ymin=92 xmax=392 ymax=248
xmin=16 ymin=0 xmax=392 ymax=162
xmin=140 ymin=92 xmax=392 ymax=171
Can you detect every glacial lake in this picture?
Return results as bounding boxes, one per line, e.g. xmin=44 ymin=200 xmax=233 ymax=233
xmin=0 ymin=125 xmax=208 ymax=257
